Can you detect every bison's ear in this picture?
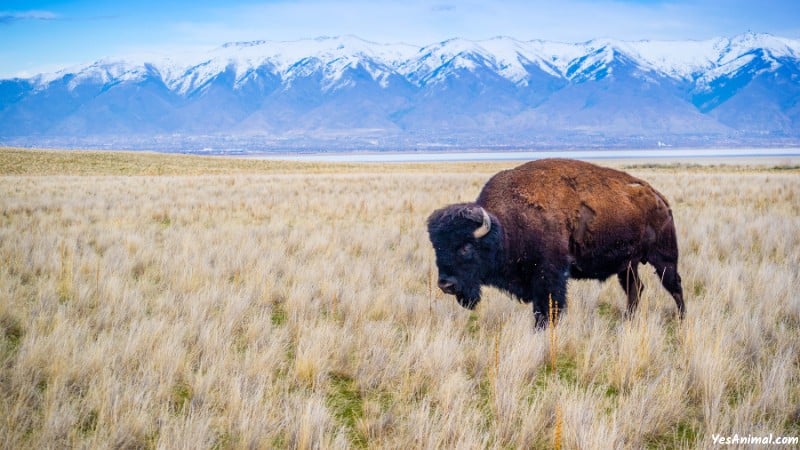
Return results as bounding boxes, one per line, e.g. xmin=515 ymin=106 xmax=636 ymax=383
xmin=463 ymin=206 xmax=492 ymax=239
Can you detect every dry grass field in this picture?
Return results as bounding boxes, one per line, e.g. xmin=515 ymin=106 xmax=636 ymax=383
xmin=1 ymin=148 xmax=799 ymax=449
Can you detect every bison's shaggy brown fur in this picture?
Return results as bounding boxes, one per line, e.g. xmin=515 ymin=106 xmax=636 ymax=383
xmin=428 ymin=158 xmax=685 ymax=327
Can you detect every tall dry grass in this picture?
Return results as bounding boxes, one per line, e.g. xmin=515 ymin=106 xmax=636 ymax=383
xmin=0 ymin=150 xmax=798 ymax=449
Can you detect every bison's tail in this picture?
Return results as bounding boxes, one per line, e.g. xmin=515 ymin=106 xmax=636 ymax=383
xmin=653 ymin=188 xmax=673 ymax=217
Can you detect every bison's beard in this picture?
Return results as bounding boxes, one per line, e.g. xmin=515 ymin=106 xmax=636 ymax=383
xmin=455 ymin=285 xmax=481 ymax=310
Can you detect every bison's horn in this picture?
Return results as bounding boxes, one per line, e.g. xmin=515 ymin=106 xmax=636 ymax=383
xmin=473 ymin=207 xmax=492 ymax=239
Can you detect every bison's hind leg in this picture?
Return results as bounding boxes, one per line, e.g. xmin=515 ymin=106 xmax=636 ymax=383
xmin=618 ymin=263 xmax=644 ymax=318
xmin=647 ymin=222 xmax=686 ymax=319
xmin=647 ymin=254 xmax=686 ymax=319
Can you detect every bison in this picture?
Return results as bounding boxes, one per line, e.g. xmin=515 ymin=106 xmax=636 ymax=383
xmin=427 ymin=158 xmax=685 ymax=327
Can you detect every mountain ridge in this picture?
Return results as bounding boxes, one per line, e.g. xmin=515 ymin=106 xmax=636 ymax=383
xmin=2 ymin=33 xmax=799 ymax=152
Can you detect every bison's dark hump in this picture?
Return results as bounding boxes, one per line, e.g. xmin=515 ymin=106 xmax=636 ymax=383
xmin=477 ymin=159 xmax=653 ymax=209
xmin=498 ymin=159 xmax=641 ymax=188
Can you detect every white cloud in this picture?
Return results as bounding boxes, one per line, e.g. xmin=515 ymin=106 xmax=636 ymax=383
xmin=0 ymin=10 xmax=58 ymax=25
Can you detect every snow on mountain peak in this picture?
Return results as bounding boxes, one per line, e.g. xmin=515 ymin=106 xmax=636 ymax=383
xmin=726 ymin=32 xmax=796 ymax=55
xmin=29 ymin=58 xmax=152 ymax=91
xmin=19 ymin=33 xmax=800 ymax=94
xmin=164 ymin=35 xmax=420 ymax=94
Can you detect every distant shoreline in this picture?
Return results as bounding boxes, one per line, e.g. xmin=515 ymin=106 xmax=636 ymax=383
xmin=242 ymin=147 xmax=800 ymax=163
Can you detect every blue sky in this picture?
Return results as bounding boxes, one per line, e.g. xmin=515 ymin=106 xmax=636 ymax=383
xmin=2 ymin=0 xmax=799 ymax=77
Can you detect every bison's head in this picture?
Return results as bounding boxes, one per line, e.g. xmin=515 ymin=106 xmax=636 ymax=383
xmin=427 ymin=203 xmax=499 ymax=310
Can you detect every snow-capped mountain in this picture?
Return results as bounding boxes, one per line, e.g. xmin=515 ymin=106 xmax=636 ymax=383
xmin=1 ymin=33 xmax=798 ymax=151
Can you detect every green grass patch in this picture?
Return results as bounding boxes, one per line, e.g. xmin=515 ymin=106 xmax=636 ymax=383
xmin=475 ymin=376 xmax=496 ymax=422
xmin=327 ymin=372 xmax=367 ymax=448
xmin=604 ymin=384 xmax=620 ymax=400
xmin=770 ymin=164 xmax=800 ymax=171
xmin=529 ymin=354 xmax=580 ymax=397
xmin=77 ymin=409 xmax=98 ymax=436
xmin=645 ymin=418 xmax=700 ymax=449
xmin=270 ymin=433 xmax=289 ymax=449
xmin=597 ymin=302 xmax=622 ymax=326
xmin=542 ymin=354 xmax=579 ymax=386
xmin=0 ymin=313 xmax=24 ymax=358
xmin=211 ymin=431 xmax=236 ymax=450
xmin=270 ymin=301 xmax=288 ymax=327
xmin=170 ymin=380 xmax=193 ymax=415
xmin=466 ymin=312 xmax=480 ymax=336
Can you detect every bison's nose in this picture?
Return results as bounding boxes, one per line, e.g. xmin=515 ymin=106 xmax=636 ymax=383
xmin=438 ymin=277 xmax=457 ymax=294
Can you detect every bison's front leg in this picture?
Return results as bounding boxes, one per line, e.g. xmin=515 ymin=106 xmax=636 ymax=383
xmin=531 ymin=266 xmax=568 ymax=328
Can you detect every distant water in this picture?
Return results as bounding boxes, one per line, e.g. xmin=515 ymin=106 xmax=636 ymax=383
xmin=246 ymin=148 xmax=800 ymax=163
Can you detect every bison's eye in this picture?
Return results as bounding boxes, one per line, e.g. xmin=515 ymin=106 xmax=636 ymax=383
xmin=458 ymin=243 xmax=475 ymax=259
